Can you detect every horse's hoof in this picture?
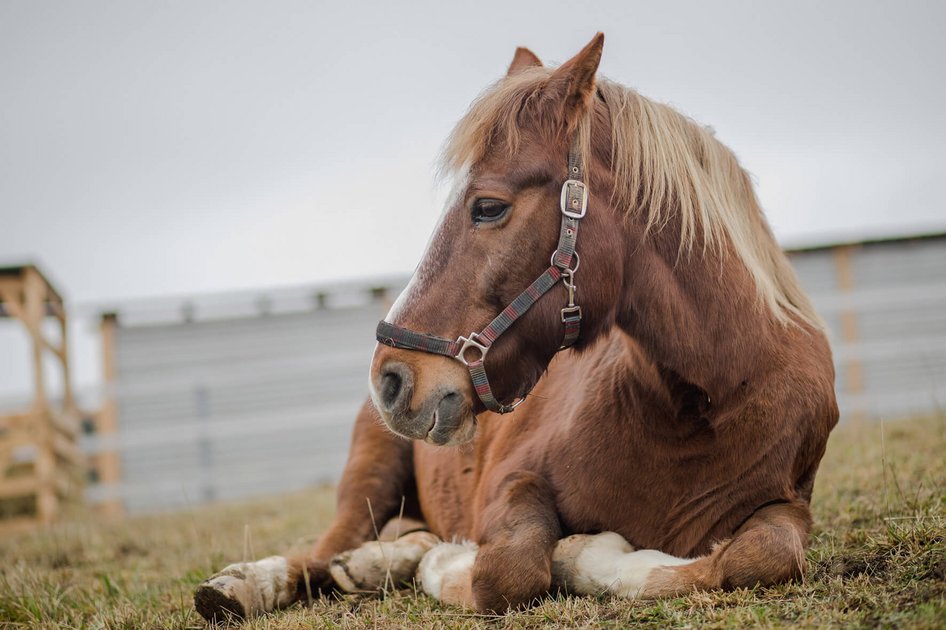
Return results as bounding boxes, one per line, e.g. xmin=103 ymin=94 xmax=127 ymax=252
xmin=193 ymin=556 xmax=293 ymax=623
xmin=194 ymin=576 xmax=247 ymax=625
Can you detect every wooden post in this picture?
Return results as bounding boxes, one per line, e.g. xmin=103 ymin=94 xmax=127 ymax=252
xmin=22 ymin=267 xmax=57 ymax=524
xmin=834 ymin=245 xmax=866 ymax=423
xmin=59 ymin=301 xmax=75 ymax=414
xmin=98 ymin=313 xmax=124 ymax=518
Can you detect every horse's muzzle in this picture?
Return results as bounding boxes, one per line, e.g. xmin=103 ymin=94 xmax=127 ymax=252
xmin=372 ymin=360 xmax=476 ymax=446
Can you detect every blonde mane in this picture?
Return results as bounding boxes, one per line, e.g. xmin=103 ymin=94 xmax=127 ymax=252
xmin=441 ymin=67 xmax=821 ymax=329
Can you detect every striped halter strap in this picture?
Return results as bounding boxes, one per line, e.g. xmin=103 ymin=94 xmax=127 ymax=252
xmin=375 ymin=143 xmax=587 ymax=414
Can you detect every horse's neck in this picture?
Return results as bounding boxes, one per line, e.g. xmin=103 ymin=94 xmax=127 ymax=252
xmin=615 ymin=228 xmax=778 ymax=403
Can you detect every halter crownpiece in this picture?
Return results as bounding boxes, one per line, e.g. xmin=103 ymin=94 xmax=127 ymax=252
xmin=376 ymin=142 xmax=588 ymax=414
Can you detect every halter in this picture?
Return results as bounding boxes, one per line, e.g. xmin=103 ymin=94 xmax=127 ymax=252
xmin=375 ymin=143 xmax=588 ymax=414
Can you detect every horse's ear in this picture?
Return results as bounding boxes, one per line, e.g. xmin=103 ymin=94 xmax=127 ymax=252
xmin=507 ymin=47 xmax=542 ymax=75
xmin=547 ymin=33 xmax=604 ymax=124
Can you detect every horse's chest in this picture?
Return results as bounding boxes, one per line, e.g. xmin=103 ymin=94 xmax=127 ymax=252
xmin=544 ymin=413 xmax=734 ymax=555
xmin=414 ymin=441 xmax=477 ymax=538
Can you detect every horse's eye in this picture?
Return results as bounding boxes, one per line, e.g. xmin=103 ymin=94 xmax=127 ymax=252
xmin=471 ymin=199 xmax=511 ymax=224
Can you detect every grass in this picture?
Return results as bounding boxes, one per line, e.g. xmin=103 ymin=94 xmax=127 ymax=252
xmin=2 ymin=415 xmax=944 ymax=629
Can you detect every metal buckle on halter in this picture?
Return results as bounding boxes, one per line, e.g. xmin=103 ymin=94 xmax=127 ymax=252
xmin=561 ymin=306 xmax=582 ymax=322
xmin=560 ymin=179 xmax=588 ymax=219
xmin=455 ymin=333 xmax=489 ymax=366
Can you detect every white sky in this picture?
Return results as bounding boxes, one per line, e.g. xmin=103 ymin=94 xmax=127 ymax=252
xmin=1 ymin=1 xmax=945 ymax=399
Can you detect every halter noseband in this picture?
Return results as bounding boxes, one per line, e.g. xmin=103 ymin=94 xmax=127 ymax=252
xmin=375 ymin=144 xmax=588 ymax=414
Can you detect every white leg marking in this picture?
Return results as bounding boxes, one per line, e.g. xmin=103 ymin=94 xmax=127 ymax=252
xmin=329 ymin=531 xmax=440 ymax=592
xmin=417 ymin=541 xmax=478 ymax=601
xmin=552 ymin=532 xmax=694 ymax=598
xmin=196 ymin=555 xmax=292 ymax=619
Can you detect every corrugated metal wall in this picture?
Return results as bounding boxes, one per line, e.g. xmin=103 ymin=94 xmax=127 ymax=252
xmin=83 ymin=236 xmax=946 ymax=513
xmin=789 ymin=236 xmax=946 ymax=420
xmin=83 ymin=284 xmax=402 ymax=513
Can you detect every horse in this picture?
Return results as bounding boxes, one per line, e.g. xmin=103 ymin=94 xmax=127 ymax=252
xmin=194 ymin=33 xmax=838 ymax=623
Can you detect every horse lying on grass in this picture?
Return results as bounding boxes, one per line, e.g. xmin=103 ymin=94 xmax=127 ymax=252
xmin=195 ymin=32 xmax=838 ymax=623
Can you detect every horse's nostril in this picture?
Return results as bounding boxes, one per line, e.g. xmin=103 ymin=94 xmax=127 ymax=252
xmin=379 ymin=363 xmax=413 ymax=412
xmin=381 ymin=371 xmax=402 ymax=408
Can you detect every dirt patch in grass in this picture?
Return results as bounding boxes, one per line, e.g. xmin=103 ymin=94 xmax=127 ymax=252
xmin=1 ymin=415 xmax=944 ymax=628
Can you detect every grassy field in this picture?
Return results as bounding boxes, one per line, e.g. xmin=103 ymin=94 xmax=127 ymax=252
xmin=2 ymin=415 xmax=944 ymax=629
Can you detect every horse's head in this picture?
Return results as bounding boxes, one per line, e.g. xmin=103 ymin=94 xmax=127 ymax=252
xmin=369 ymin=34 xmax=625 ymax=445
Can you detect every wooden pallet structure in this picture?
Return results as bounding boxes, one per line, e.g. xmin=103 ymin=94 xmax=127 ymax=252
xmin=0 ymin=264 xmax=83 ymax=530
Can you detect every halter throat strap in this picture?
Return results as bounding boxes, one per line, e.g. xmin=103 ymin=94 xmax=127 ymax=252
xmin=376 ymin=143 xmax=587 ymax=414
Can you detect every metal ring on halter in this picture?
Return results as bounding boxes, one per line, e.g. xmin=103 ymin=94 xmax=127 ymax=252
xmin=551 ymin=250 xmax=580 ymax=273
xmin=502 ymin=397 xmax=527 ymax=412
xmin=454 ymin=333 xmax=489 ymax=366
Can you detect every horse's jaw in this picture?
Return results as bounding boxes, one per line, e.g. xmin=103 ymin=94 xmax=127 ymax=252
xmin=378 ymin=397 xmax=477 ymax=447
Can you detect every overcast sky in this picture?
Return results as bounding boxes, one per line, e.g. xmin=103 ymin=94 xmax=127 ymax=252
xmin=1 ymin=1 xmax=945 ymax=398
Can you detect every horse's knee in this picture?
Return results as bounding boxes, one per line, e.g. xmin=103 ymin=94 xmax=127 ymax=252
xmin=471 ymin=543 xmax=552 ymax=612
xmin=719 ymin=505 xmax=810 ymax=589
xmin=461 ymin=469 xmax=559 ymax=611
xmin=418 ymin=539 xmax=553 ymax=611
xmin=718 ymin=526 xmax=806 ymax=589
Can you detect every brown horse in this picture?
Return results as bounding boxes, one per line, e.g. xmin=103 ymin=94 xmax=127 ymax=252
xmin=195 ymin=33 xmax=838 ymax=622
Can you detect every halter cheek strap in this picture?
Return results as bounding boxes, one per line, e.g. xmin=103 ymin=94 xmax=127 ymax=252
xmin=375 ymin=145 xmax=588 ymax=414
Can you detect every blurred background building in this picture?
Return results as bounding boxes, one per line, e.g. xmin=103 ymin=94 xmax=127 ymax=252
xmin=84 ymin=277 xmax=405 ymax=515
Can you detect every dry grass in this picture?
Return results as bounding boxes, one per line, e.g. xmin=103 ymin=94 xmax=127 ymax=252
xmin=2 ymin=415 xmax=944 ymax=629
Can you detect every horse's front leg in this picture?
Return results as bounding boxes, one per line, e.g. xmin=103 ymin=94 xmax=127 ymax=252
xmin=194 ymin=399 xmax=416 ymax=623
xmin=419 ymin=470 xmax=560 ymax=612
xmin=550 ymin=500 xmax=810 ymax=599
